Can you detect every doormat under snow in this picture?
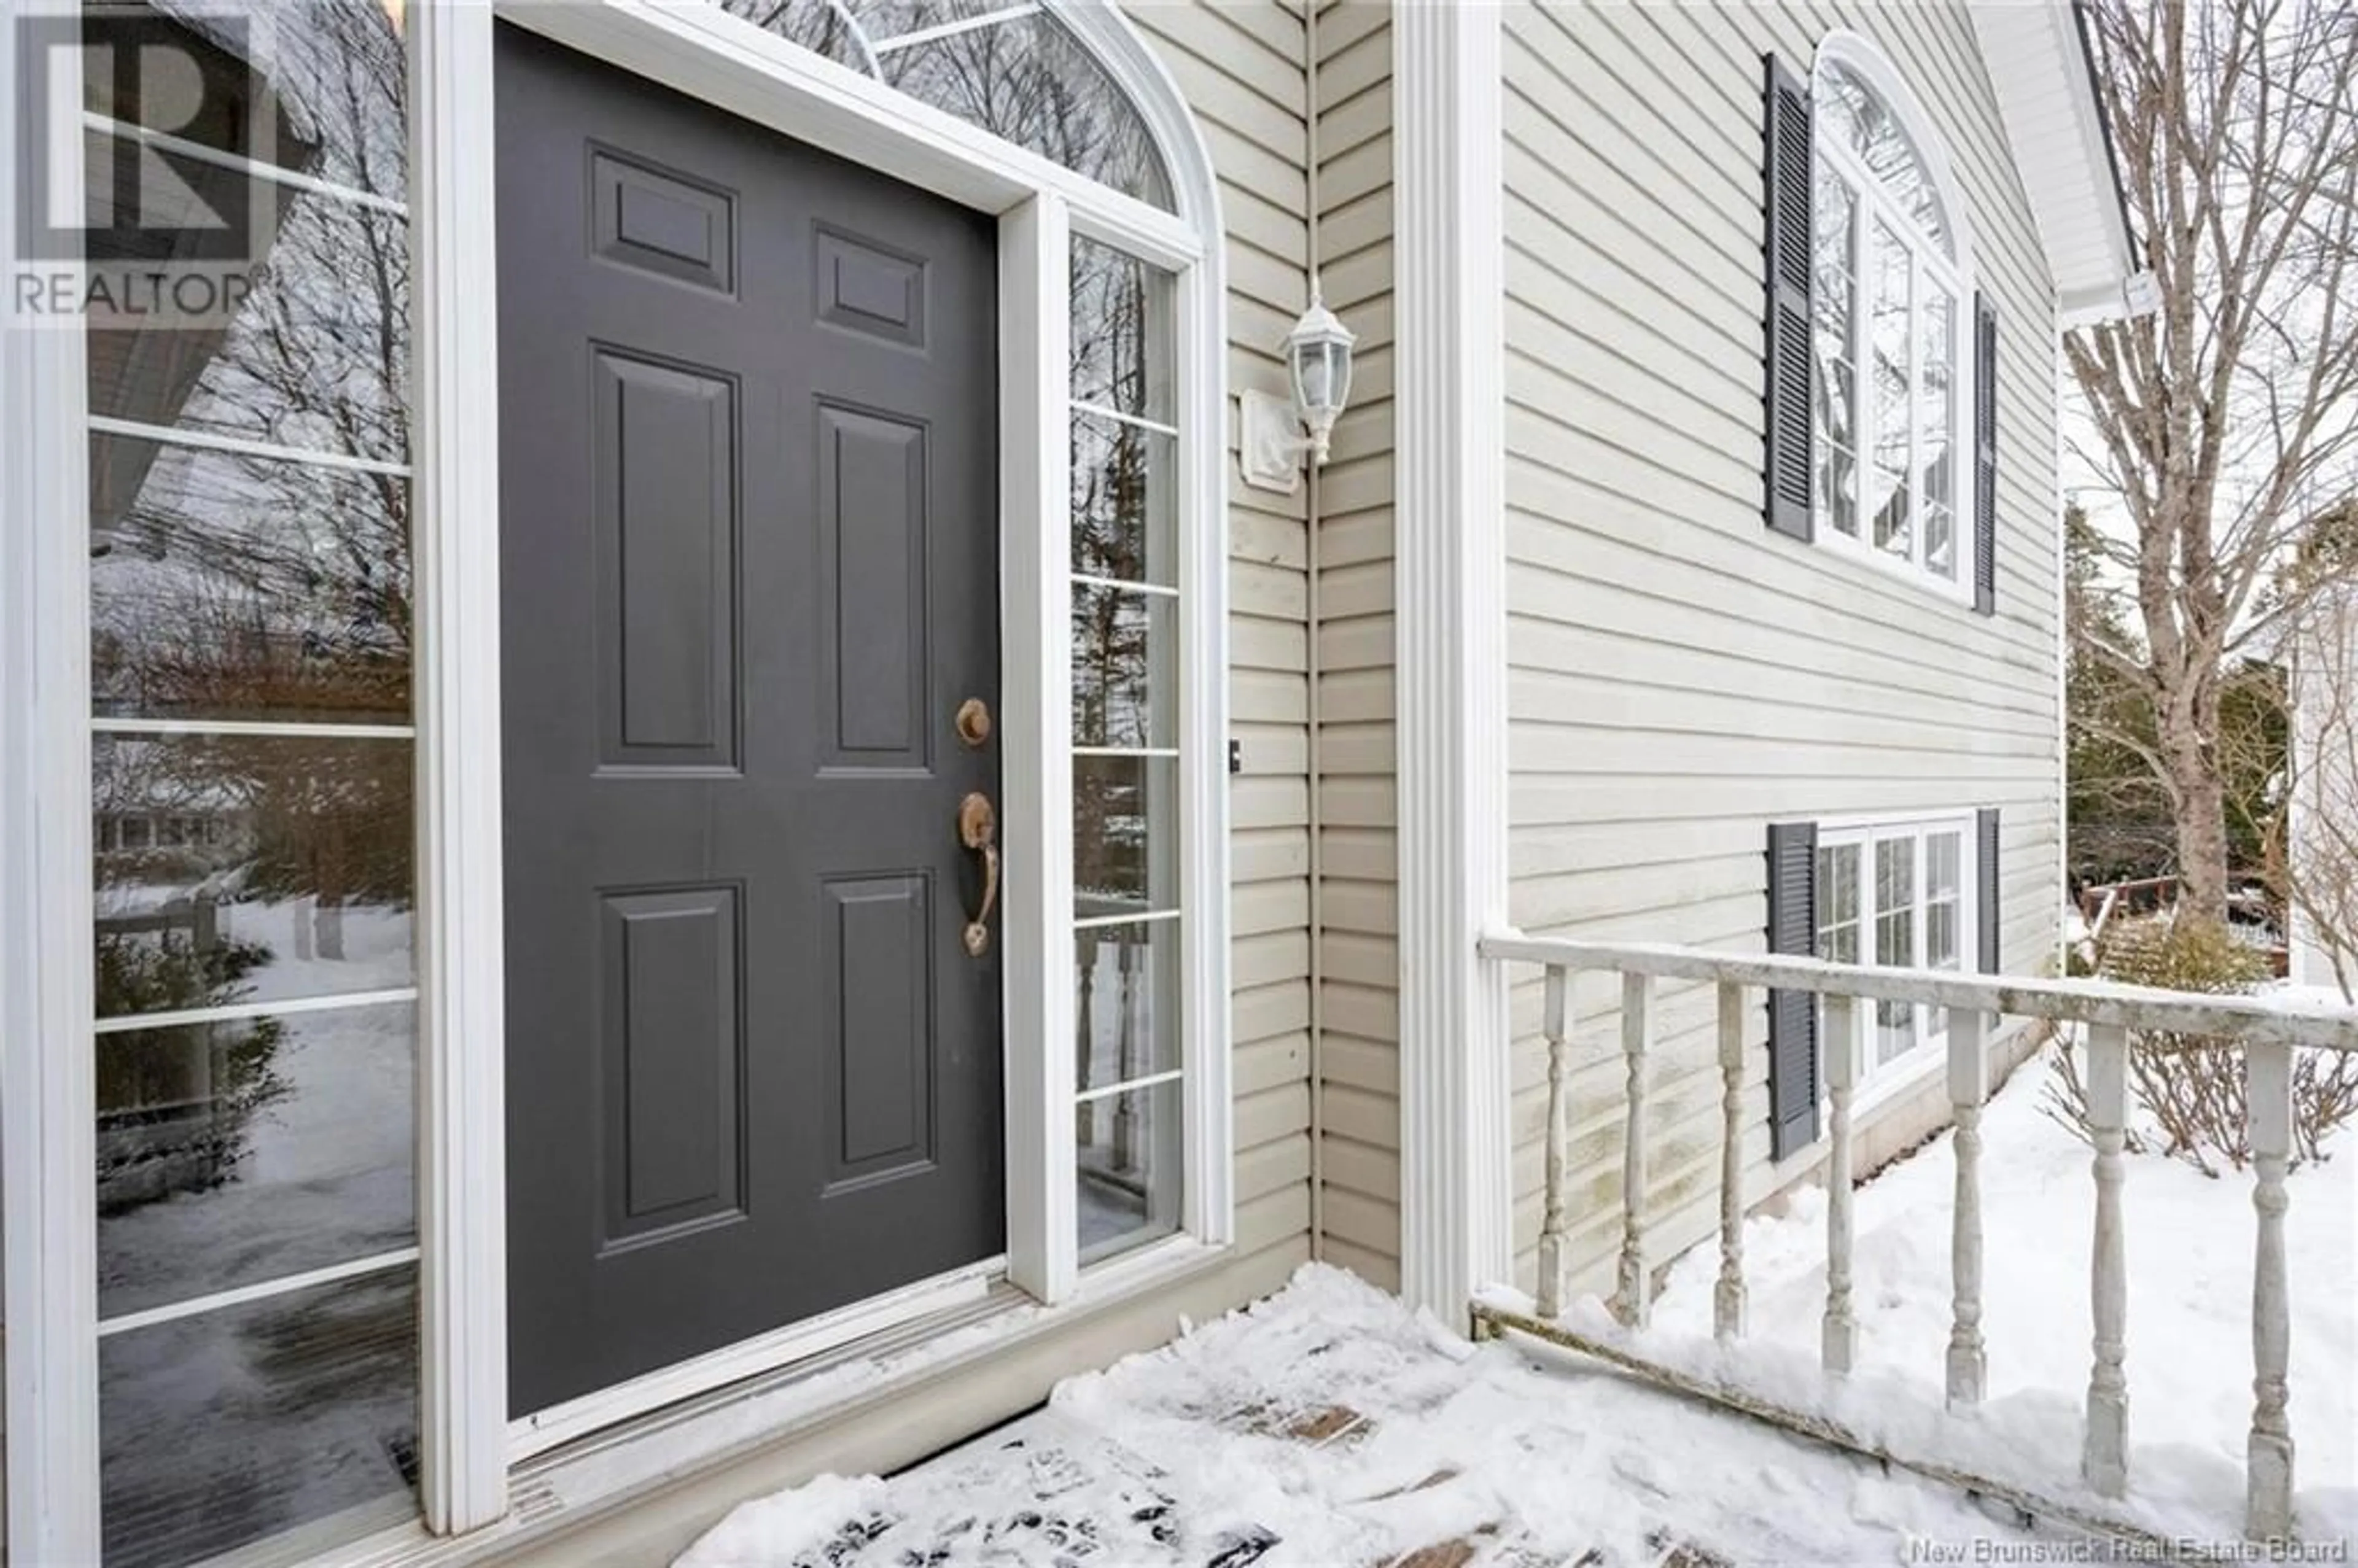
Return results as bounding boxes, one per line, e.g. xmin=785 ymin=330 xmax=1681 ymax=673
xmin=674 ymin=1265 xmax=2071 ymax=1568
xmin=680 ymin=1413 xmax=1282 ymax=1568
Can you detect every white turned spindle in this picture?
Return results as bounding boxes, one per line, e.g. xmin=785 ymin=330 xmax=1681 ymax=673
xmin=1823 ymin=994 xmax=1861 ymax=1374
xmin=1615 ymin=972 xmax=1653 ymax=1329
xmin=1714 ymin=980 xmax=1747 ymax=1341
xmin=2083 ymin=1023 xmax=2131 ymax=1497
xmin=1535 ymin=965 xmax=1572 ymax=1321
xmin=2246 ymin=1040 xmax=2296 ymax=1540
xmin=1946 ymin=1009 xmax=1988 ymax=1409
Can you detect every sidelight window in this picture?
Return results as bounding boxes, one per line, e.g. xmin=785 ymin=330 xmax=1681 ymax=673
xmin=1810 ymin=50 xmax=1969 ymax=594
xmin=1069 ymin=236 xmax=1185 ymax=1263
xmin=80 ymin=1 xmax=420 ymax=1562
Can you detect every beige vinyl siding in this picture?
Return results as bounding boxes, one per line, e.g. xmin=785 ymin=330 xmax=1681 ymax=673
xmin=1500 ymin=0 xmax=2065 ymax=1297
xmin=1127 ymin=0 xmax=1317 ymax=1273
xmin=1307 ymin=0 xmax=1401 ymax=1290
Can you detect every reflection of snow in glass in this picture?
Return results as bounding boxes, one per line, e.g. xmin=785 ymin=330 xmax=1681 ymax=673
xmin=98 ymin=996 xmax=416 ymax=1319
xmin=99 ymin=1267 xmax=418 ymax=1568
xmin=85 ymin=3 xmax=422 ymax=1561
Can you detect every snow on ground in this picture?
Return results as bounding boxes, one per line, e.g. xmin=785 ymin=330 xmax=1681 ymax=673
xmin=1650 ymin=1041 xmax=2358 ymax=1542
xmin=678 ymin=1265 xmax=2076 ymax=1568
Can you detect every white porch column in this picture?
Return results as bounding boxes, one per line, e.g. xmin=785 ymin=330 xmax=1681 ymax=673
xmin=1394 ymin=1 xmax=1509 ymax=1319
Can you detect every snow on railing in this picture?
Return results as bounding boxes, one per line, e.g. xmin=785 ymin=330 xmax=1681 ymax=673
xmin=1473 ymin=933 xmax=2358 ymax=1545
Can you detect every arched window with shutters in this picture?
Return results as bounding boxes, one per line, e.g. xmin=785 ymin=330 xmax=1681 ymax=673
xmin=1808 ymin=34 xmax=1979 ymax=597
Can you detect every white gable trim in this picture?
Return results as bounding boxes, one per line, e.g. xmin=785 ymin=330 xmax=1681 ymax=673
xmin=1967 ymin=1 xmax=2143 ymax=325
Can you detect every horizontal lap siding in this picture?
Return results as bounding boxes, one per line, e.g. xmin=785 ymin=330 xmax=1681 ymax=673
xmin=1129 ymin=0 xmax=1314 ymax=1272
xmin=1310 ymin=0 xmax=1400 ymax=1290
xmin=1500 ymin=0 xmax=2062 ymax=1297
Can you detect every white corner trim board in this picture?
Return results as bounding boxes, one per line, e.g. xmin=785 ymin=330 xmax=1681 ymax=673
xmin=1394 ymin=1 xmax=1512 ymax=1321
xmin=2 ymin=1 xmax=103 ymax=1561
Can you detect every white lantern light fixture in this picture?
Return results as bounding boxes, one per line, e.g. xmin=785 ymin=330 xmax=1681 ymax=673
xmin=1240 ymin=282 xmax=1356 ymax=494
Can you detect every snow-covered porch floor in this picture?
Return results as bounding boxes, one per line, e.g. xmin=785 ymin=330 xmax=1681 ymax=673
xmin=675 ymin=1264 xmax=2085 ymax=1568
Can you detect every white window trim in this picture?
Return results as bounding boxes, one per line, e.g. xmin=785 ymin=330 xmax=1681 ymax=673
xmin=1 ymin=0 xmax=1232 ymax=1555
xmin=1816 ymin=809 xmax=1982 ymax=1114
xmin=1810 ymin=29 xmax=1979 ymax=610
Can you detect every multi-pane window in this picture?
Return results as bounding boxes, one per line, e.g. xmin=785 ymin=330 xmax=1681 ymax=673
xmin=1810 ymin=57 xmax=1965 ymax=589
xmin=81 ymin=2 xmax=418 ymax=1562
xmin=1069 ymin=237 xmax=1184 ymax=1263
xmin=1817 ymin=818 xmax=1976 ymax=1085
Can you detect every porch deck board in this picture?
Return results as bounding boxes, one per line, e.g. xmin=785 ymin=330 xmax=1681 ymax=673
xmin=672 ymin=1267 xmax=2076 ymax=1568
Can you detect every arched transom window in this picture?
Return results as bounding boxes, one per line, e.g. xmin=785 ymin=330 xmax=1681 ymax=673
xmin=1811 ymin=47 xmax=1969 ymax=589
xmin=716 ymin=0 xmax=1173 ymax=208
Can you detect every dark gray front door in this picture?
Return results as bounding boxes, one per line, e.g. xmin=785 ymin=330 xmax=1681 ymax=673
xmin=494 ymin=25 xmax=1003 ymax=1418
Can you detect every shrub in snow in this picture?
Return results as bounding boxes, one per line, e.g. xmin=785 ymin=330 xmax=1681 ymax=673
xmin=2044 ymin=916 xmax=2358 ymax=1173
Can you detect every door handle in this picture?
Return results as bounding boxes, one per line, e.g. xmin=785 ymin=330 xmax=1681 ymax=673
xmin=959 ymin=791 xmax=998 ymax=957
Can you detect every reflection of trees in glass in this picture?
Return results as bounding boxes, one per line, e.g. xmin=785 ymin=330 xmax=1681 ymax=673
xmin=89 ymin=0 xmax=411 ymax=726
xmin=96 ymin=1016 xmax=292 ymax=1219
xmin=1070 ymin=247 xmax=1160 ymax=907
xmin=1818 ymin=64 xmax=1944 ymax=244
xmin=715 ymin=0 xmax=1172 ymax=207
xmin=93 ymin=444 xmax=410 ymax=724
xmin=1812 ymin=168 xmax=1857 ymax=535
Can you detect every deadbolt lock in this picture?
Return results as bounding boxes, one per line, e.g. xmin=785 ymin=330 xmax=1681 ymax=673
xmin=955 ymin=697 xmax=992 ymax=748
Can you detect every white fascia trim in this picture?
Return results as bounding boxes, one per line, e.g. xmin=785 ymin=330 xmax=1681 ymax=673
xmin=1395 ymin=2 xmax=1511 ymax=1320
xmin=1967 ymin=1 xmax=2140 ymax=316
xmin=2056 ymin=2 xmax=2138 ymax=284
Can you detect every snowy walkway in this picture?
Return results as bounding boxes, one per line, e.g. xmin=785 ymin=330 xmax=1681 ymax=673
xmin=677 ymin=1044 xmax=2357 ymax=1566
xmin=678 ymin=1267 xmax=2073 ymax=1567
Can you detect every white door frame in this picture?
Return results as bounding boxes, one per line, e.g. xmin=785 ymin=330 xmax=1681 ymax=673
xmin=1 ymin=0 xmax=1232 ymax=1553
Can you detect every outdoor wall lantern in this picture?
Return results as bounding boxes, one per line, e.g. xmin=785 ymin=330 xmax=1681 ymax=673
xmin=1240 ymin=284 xmax=1356 ymax=495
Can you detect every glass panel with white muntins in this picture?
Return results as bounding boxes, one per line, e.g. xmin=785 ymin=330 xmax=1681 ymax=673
xmin=1810 ymin=52 xmax=1965 ymax=589
xmin=1068 ymin=234 xmax=1183 ymax=1260
xmin=1818 ymin=816 xmax=1978 ymax=1089
xmin=1811 ymin=164 xmax=1859 ymax=540
xmin=712 ymin=0 xmax=1173 ymax=209
xmin=78 ymin=1 xmax=419 ymax=1561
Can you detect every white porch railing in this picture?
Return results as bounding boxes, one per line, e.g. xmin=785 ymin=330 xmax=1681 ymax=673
xmin=1474 ymin=933 xmax=2358 ymax=1544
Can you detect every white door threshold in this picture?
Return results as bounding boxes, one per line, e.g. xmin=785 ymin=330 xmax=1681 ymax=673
xmin=509 ymin=1257 xmax=1005 ymax=1461
xmin=201 ymin=1236 xmax=1227 ymax=1568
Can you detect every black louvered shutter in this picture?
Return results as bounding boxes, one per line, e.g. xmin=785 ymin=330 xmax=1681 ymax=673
xmin=1766 ymin=820 xmax=1820 ymax=1159
xmin=1762 ymin=55 xmax=1814 ymax=542
xmin=1977 ymin=807 xmax=2001 ymax=973
xmin=1974 ymin=294 xmax=1999 ymax=615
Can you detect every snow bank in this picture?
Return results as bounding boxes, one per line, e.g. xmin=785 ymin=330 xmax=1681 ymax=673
xmin=1647 ymin=1042 xmax=2358 ymax=1547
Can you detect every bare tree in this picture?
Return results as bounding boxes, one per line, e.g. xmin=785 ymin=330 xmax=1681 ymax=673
xmin=2066 ymin=0 xmax=2358 ymax=923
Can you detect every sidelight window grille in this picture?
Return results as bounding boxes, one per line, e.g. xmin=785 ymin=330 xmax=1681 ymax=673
xmin=1068 ymin=235 xmax=1185 ymax=1263
xmin=79 ymin=1 xmax=421 ymax=1562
